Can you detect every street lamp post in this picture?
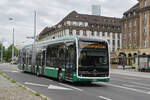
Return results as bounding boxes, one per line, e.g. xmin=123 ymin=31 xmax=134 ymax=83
xmin=9 ymin=18 xmax=15 ymax=64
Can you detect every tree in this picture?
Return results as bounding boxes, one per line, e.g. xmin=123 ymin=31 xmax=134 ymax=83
xmin=4 ymin=45 xmax=18 ymax=62
xmin=0 ymin=43 xmax=5 ymax=61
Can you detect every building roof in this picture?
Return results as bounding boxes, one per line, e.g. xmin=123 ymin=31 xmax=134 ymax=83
xmin=59 ymin=11 xmax=121 ymax=26
xmin=38 ymin=11 xmax=121 ymax=41
xmin=123 ymin=3 xmax=139 ymax=15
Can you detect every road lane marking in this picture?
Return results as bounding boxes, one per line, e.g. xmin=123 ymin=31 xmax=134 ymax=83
xmin=130 ymin=82 xmax=150 ymax=87
xmin=98 ymin=82 xmax=149 ymax=94
xmin=111 ymin=72 xmax=150 ymax=79
xmin=58 ymin=83 xmax=83 ymax=91
xmin=25 ymin=82 xmax=73 ymax=90
xmin=123 ymin=84 xmax=150 ymax=90
xmin=48 ymin=85 xmax=72 ymax=90
xmin=122 ymin=84 xmax=135 ymax=87
xmin=24 ymin=82 xmax=48 ymax=87
xmin=2 ymin=70 xmax=19 ymax=73
xmin=112 ymin=77 xmax=141 ymax=81
xmin=99 ymin=96 xmax=112 ymax=100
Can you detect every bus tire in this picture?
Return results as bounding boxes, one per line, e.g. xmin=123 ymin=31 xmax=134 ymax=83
xmin=36 ymin=68 xmax=40 ymax=77
xmin=58 ymin=70 xmax=63 ymax=82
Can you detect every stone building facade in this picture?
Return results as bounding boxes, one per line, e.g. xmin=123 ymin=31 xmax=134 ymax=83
xmin=37 ymin=11 xmax=122 ymax=52
xmin=120 ymin=0 xmax=150 ymax=66
xmin=121 ymin=0 xmax=150 ymax=55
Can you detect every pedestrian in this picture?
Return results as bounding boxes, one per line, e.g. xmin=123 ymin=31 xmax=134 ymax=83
xmin=122 ymin=62 xmax=125 ymax=70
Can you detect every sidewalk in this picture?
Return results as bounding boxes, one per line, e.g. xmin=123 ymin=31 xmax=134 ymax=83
xmin=0 ymin=72 xmax=48 ymax=100
xmin=111 ymin=68 xmax=150 ymax=79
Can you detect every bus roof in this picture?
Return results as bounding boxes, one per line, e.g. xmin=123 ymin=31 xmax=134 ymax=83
xmin=22 ymin=36 xmax=77 ymax=49
xmin=22 ymin=36 xmax=108 ymax=49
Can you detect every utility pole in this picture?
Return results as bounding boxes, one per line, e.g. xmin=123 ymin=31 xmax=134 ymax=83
xmin=31 ymin=11 xmax=37 ymax=66
xmin=9 ymin=18 xmax=15 ymax=64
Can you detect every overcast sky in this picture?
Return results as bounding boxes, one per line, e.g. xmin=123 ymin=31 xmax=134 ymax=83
xmin=0 ymin=0 xmax=138 ymax=48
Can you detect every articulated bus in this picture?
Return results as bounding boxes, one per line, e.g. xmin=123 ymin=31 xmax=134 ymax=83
xmin=18 ymin=36 xmax=110 ymax=83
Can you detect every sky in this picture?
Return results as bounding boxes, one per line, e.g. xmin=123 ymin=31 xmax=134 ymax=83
xmin=0 ymin=0 xmax=138 ymax=48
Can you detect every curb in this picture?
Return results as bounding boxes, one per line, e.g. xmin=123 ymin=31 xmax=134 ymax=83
xmin=0 ymin=72 xmax=50 ymax=100
xmin=111 ymin=72 xmax=150 ymax=79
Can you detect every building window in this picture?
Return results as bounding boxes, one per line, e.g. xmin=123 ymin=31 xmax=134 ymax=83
xmin=144 ymin=0 xmax=147 ymax=7
xmin=144 ymin=13 xmax=147 ymax=24
xmin=113 ymin=34 xmax=115 ymax=39
xmin=76 ymin=30 xmax=80 ymax=35
xmin=107 ymin=33 xmax=110 ymax=37
xmin=134 ymin=20 xmax=136 ymax=26
xmin=129 ymin=32 xmax=132 ymax=42
xmin=124 ymin=24 xmax=127 ymax=28
xmin=69 ymin=29 xmax=73 ymax=35
xmin=113 ymin=40 xmax=115 ymax=46
xmin=83 ymin=30 xmax=87 ymax=36
xmin=117 ymin=34 xmax=120 ymax=39
xmin=144 ymin=27 xmax=147 ymax=38
xmin=70 ymin=21 xmax=73 ymax=26
xmin=102 ymin=32 xmax=105 ymax=37
xmin=91 ymin=31 xmax=94 ymax=36
xmin=107 ymin=40 xmax=110 ymax=44
xmin=83 ymin=22 xmax=85 ymax=27
xmin=118 ymin=40 xmax=120 ymax=48
xmin=76 ymin=22 xmax=79 ymax=26
xmin=112 ymin=48 xmax=115 ymax=52
xmin=134 ymin=31 xmax=136 ymax=41
xmin=128 ymin=22 xmax=131 ymax=27
xmin=124 ymin=33 xmax=127 ymax=40
xmin=144 ymin=40 xmax=147 ymax=48
xmin=97 ymin=32 xmax=100 ymax=36
xmin=133 ymin=12 xmax=136 ymax=16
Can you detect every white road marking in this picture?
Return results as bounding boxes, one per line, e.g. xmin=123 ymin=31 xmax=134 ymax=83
xmin=123 ymin=83 xmax=150 ymax=91
xmin=130 ymin=82 xmax=150 ymax=87
xmin=2 ymin=70 xmax=19 ymax=73
xmin=112 ymin=77 xmax=141 ymax=81
xmin=122 ymin=84 xmax=135 ymax=87
xmin=99 ymin=96 xmax=112 ymax=100
xmin=48 ymin=85 xmax=72 ymax=90
xmin=58 ymin=83 xmax=83 ymax=91
xmin=11 ymin=71 xmax=19 ymax=73
xmin=98 ymin=82 xmax=150 ymax=94
xmin=24 ymin=82 xmax=48 ymax=87
xmin=25 ymin=82 xmax=73 ymax=90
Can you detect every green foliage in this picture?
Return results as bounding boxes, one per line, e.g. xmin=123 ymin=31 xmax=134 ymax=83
xmin=11 ymin=79 xmax=16 ymax=83
xmin=3 ymin=44 xmax=18 ymax=62
xmin=35 ymin=92 xmax=40 ymax=96
xmin=0 ymin=72 xmax=3 ymax=75
xmin=44 ymin=98 xmax=48 ymax=100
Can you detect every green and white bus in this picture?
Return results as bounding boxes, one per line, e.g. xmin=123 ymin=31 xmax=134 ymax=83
xmin=18 ymin=36 xmax=110 ymax=82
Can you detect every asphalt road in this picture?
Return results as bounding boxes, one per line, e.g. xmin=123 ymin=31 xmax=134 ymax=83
xmin=1 ymin=63 xmax=150 ymax=100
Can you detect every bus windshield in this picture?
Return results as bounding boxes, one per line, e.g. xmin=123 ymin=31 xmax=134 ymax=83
xmin=78 ymin=41 xmax=108 ymax=68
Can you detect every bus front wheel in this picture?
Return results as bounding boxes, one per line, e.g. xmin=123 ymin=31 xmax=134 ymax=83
xmin=36 ymin=67 xmax=40 ymax=76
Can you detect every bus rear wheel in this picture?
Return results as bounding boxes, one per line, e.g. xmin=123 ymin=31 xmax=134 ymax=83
xmin=36 ymin=67 xmax=40 ymax=76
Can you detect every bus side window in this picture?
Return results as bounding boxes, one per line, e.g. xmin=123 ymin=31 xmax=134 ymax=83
xmin=58 ymin=44 xmax=66 ymax=68
xmin=66 ymin=43 xmax=76 ymax=70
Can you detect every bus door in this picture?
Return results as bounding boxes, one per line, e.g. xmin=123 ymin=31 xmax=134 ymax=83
xmin=65 ymin=42 xmax=76 ymax=79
